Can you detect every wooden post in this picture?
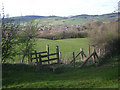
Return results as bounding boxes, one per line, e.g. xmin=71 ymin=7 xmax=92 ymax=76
xmin=80 ymin=48 xmax=83 ymax=52
xmin=99 ymin=48 xmax=101 ymax=57
xmin=59 ymin=52 xmax=62 ymax=64
xmin=88 ymin=45 xmax=90 ymax=56
xmin=80 ymin=48 xmax=83 ymax=60
xmin=94 ymin=52 xmax=100 ymax=66
xmin=46 ymin=44 xmax=50 ymax=64
xmin=92 ymin=47 xmax=96 ymax=63
xmin=35 ymin=51 xmax=38 ymax=63
xmin=80 ymin=52 xmax=94 ymax=68
xmin=56 ymin=46 xmax=60 ymax=64
xmin=73 ymin=52 xmax=75 ymax=68
xmin=39 ymin=54 xmax=42 ymax=65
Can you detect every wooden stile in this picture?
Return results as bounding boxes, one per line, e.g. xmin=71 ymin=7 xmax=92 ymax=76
xmin=99 ymin=48 xmax=101 ymax=56
xmin=92 ymin=47 xmax=96 ymax=63
xmin=39 ymin=54 xmax=42 ymax=65
xmin=59 ymin=52 xmax=62 ymax=63
xmin=80 ymin=52 xmax=95 ymax=68
xmin=73 ymin=52 xmax=75 ymax=68
xmin=35 ymin=50 xmax=38 ymax=63
xmin=56 ymin=46 xmax=60 ymax=64
xmin=88 ymin=44 xmax=90 ymax=56
xmin=46 ymin=44 xmax=50 ymax=64
xmin=80 ymin=48 xmax=84 ymax=60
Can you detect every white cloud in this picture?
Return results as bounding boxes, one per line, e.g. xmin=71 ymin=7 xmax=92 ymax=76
xmin=0 ymin=0 xmax=119 ymax=17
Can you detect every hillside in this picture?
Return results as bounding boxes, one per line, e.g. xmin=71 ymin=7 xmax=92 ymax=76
xmin=4 ymin=15 xmax=46 ymax=23
xmin=7 ymin=13 xmax=118 ymax=25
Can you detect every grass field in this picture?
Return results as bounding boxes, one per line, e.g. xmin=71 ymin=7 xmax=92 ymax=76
xmin=6 ymin=38 xmax=88 ymax=63
xmin=2 ymin=38 xmax=119 ymax=88
xmin=35 ymin=38 xmax=88 ymax=61
xmin=34 ymin=15 xmax=117 ymax=25
xmin=2 ymin=56 xmax=119 ymax=88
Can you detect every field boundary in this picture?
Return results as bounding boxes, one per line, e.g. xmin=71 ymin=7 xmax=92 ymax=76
xmin=31 ymin=45 xmax=61 ymax=65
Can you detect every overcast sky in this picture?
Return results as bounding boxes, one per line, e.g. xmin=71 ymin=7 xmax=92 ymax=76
xmin=0 ymin=0 xmax=119 ymax=17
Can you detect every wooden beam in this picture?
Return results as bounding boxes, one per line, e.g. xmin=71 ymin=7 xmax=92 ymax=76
xmin=42 ymin=58 xmax=58 ymax=62
xmin=88 ymin=44 xmax=90 ymax=56
xmin=80 ymin=52 xmax=95 ymax=68
xmin=31 ymin=51 xmax=47 ymax=55
xmin=39 ymin=54 xmax=42 ymax=65
xmin=99 ymin=48 xmax=101 ymax=56
xmin=73 ymin=52 xmax=75 ymax=68
xmin=35 ymin=51 xmax=38 ymax=63
xmin=75 ymin=51 xmax=82 ymax=58
xmin=59 ymin=52 xmax=62 ymax=64
xmin=56 ymin=46 xmax=60 ymax=64
xmin=46 ymin=44 xmax=50 ymax=64
xmin=80 ymin=48 xmax=83 ymax=60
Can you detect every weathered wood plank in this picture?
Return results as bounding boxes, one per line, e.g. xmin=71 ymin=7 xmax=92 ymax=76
xmin=42 ymin=58 xmax=58 ymax=62
xmin=80 ymin=52 xmax=95 ymax=68
xmin=31 ymin=51 xmax=47 ymax=55
xmin=80 ymin=48 xmax=84 ymax=60
xmin=46 ymin=44 xmax=50 ymax=64
xmin=94 ymin=52 xmax=100 ymax=66
xmin=75 ymin=51 xmax=82 ymax=58
xmin=35 ymin=51 xmax=38 ymax=63
xmin=41 ymin=55 xmax=48 ymax=58
xmin=70 ymin=51 xmax=83 ymax=63
xmin=59 ymin=52 xmax=62 ymax=63
xmin=82 ymin=52 xmax=87 ymax=57
xmin=39 ymin=54 xmax=42 ymax=65
xmin=41 ymin=53 xmax=57 ymax=58
xmin=39 ymin=51 xmax=47 ymax=54
xmin=49 ymin=53 xmax=57 ymax=56
xmin=56 ymin=46 xmax=60 ymax=64
xmin=73 ymin=52 xmax=75 ymax=68
xmin=88 ymin=45 xmax=90 ymax=56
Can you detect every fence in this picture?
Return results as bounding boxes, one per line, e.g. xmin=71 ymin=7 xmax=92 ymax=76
xmin=71 ymin=45 xmax=101 ymax=68
xmin=30 ymin=44 xmax=103 ymax=67
xmin=30 ymin=45 xmax=61 ymax=65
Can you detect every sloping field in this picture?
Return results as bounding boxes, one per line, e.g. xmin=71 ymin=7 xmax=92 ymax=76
xmin=35 ymin=38 xmax=88 ymax=61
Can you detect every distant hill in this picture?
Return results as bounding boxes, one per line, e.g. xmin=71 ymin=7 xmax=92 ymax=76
xmin=4 ymin=15 xmax=46 ymax=23
xmin=4 ymin=13 xmax=119 ymax=24
xmin=71 ymin=13 xmax=119 ymax=17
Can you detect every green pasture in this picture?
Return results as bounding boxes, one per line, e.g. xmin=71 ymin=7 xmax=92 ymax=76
xmin=35 ymin=38 xmax=88 ymax=61
xmin=35 ymin=17 xmax=92 ymax=25
xmin=2 ymin=56 xmax=119 ymax=88
xmin=2 ymin=38 xmax=119 ymax=88
xmin=6 ymin=38 xmax=88 ymax=63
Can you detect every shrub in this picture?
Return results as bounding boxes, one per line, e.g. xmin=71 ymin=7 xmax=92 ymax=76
xmin=2 ymin=19 xmax=20 ymax=62
xmin=17 ymin=20 xmax=39 ymax=63
xmin=89 ymin=21 xmax=119 ymax=56
xmin=38 ymin=30 xmax=88 ymax=40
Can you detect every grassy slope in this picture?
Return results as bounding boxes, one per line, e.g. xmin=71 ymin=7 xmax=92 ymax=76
xmin=8 ymin=38 xmax=88 ymax=63
xmin=34 ymin=14 xmax=117 ymax=25
xmin=2 ymin=56 xmax=119 ymax=88
xmin=2 ymin=38 xmax=119 ymax=88
xmin=35 ymin=38 xmax=88 ymax=61
xmin=35 ymin=17 xmax=92 ymax=25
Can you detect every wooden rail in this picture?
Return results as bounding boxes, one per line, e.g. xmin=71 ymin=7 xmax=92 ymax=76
xmin=70 ymin=45 xmax=100 ymax=68
xmin=70 ymin=48 xmax=86 ymax=64
xmin=30 ymin=45 xmax=60 ymax=65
